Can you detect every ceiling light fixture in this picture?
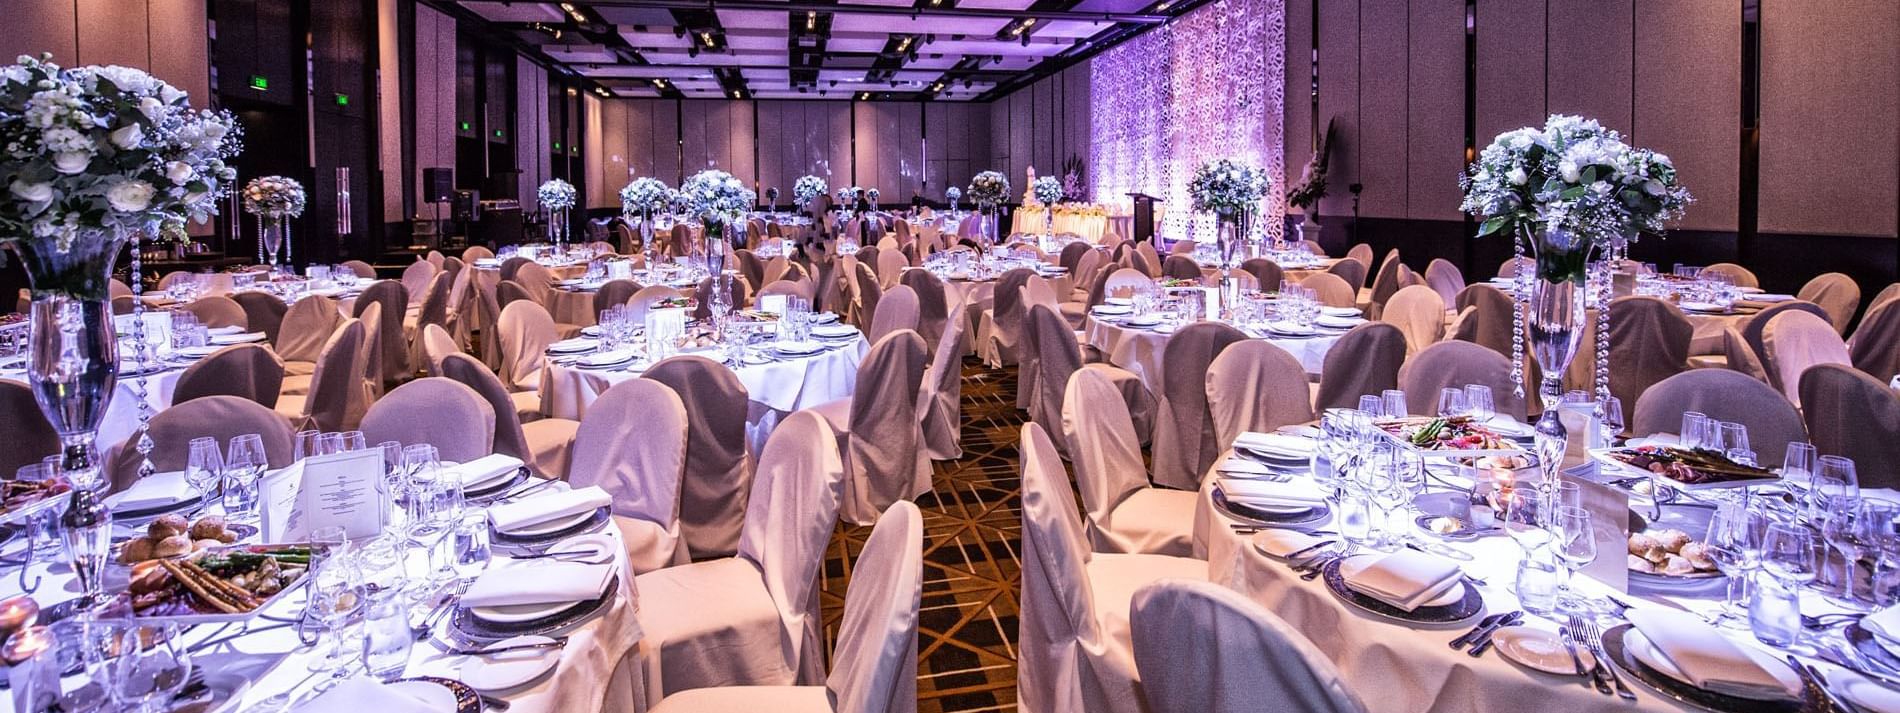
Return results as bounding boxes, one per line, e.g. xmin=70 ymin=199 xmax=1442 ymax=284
xmin=806 ymin=11 xmax=816 ymax=30
xmin=701 ymin=31 xmax=715 ymax=46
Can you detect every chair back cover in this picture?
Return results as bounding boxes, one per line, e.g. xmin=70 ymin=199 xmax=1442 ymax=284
xmin=1059 ymin=242 xmax=1093 ymax=273
xmin=498 ymin=299 xmax=557 ymax=391
xmin=1136 ymin=242 xmax=1163 ymax=277
xmin=877 ymin=250 xmax=908 ymax=289
xmin=1367 ymin=250 xmax=1406 ymax=312
xmin=626 ymin=285 xmax=684 ymax=326
xmin=1762 ymin=309 xmax=1850 ymax=406
xmin=183 ymin=295 xmax=247 ymax=329
xmin=1151 ymin=321 xmax=1249 ymax=490
xmin=1326 ymin=257 xmax=1368 ymax=293
xmin=1797 ymin=272 xmax=1861 ymax=333
xmin=763 ymin=256 xmax=791 ymax=286
xmin=1131 ymin=579 xmax=1368 ymax=713
xmin=1870 ymin=282 xmax=1900 ymax=315
xmin=737 ymin=410 xmax=846 ymax=684
xmin=1169 ymin=240 xmax=1198 ymax=255
xmin=460 ymin=246 xmax=493 ymax=263
xmin=1314 ymin=321 xmax=1406 ymax=411
xmin=1424 ymin=258 xmax=1465 ymax=306
xmin=850 ymin=261 xmax=883 ymax=328
xmin=1700 ymin=263 xmax=1760 ymax=289
xmin=693 ymin=275 xmax=749 ymax=322
xmin=1072 ymin=249 xmax=1107 ymax=291
xmin=107 ymin=396 xmax=294 ymax=492
xmin=869 ymin=285 xmax=921 ymax=345
xmin=1161 ymin=255 xmax=1201 ymax=281
xmin=569 ymin=378 xmax=689 ymax=571
xmin=839 ymin=329 xmax=931 ymax=525
xmin=1799 ymin=364 xmax=1900 ymax=490
xmin=420 ymin=323 xmax=460 ymax=376
xmin=1240 ymin=258 xmax=1284 ymax=292
xmin=1345 ymin=243 xmax=1373 ymax=266
xmin=899 ymin=268 xmax=950 ymax=351
xmin=920 ymin=301 xmax=970 ymax=460
xmin=300 ymin=317 xmax=368 ymax=431
xmin=1721 ymin=326 xmax=1770 ymax=382
xmin=173 ymin=343 xmax=284 ymax=408
xmin=361 ymin=377 xmax=495 ymax=463
xmin=735 ymin=249 xmax=767 ymax=291
xmin=400 ymin=260 xmax=437 ymax=305
xmin=1398 ymin=340 xmax=1525 ymax=420
xmin=1103 ymin=268 xmax=1151 ymax=300
xmin=1206 ymin=340 xmax=1317 ymax=457
xmin=1381 ymin=284 xmax=1446 ymax=355
xmin=827 ymin=501 xmax=923 ymax=713
xmin=1453 ymin=283 xmax=1516 ymax=356
xmin=497 ymin=257 xmax=530 ymax=283
xmin=1064 ymin=366 xmax=1168 ymax=553
xmin=1633 ymin=369 xmax=1807 ymax=468
xmin=495 ymin=279 xmax=534 ymax=312
xmin=644 ymin=356 xmax=753 ymax=560
xmin=232 ymin=292 xmax=288 ymax=344
xmin=1606 ymin=296 xmax=1693 ymax=409
xmin=756 ymin=278 xmax=812 ymax=304
xmin=1300 ymin=272 xmax=1356 ymax=308
xmin=1850 ymin=301 xmax=1900 ymax=381
xmin=514 ymin=262 xmax=556 ymax=305
xmin=436 ymin=353 xmax=542 ymax=472
xmin=411 ymin=272 xmax=452 ymax=354
xmin=1496 ymin=256 xmax=1531 ymax=279
xmin=0 ymin=381 xmax=59 ymax=476
xmin=1028 ymin=303 xmax=1086 ymax=442
xmin=1742 ymin=301 xmax=1831 ymax=387
xmin=592 ymin=279 xmax=640 ymax=316
xmin=352 ymin=279 xmax=409 ymax=382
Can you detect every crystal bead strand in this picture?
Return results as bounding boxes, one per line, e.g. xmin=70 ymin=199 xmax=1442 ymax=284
xmin=1510 ymin=230 xmax=1528 ymax=400
xmin=1593 ymin=259 xmax=1611 ymax=422
xmin=128 ymin=228 xmax=156 ymax=478
xmin=255 ymin=213 xmax=265 ymax=265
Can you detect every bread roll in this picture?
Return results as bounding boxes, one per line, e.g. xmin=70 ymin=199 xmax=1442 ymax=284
xmin=153 ymin=534 xmax=193 ymax=559
xmin=148 ymin=514 xmax=189 ymax=540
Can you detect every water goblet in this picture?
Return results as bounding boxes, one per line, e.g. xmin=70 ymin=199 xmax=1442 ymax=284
xmin=1357 ymin=394 xmax=1385 ymax=419
xmin=1810 ymin=456 xmax=1859 ymax=525
xmin=1679 ymin=411 xmax=1709 ymax=450
xmin=292 ymin=430 xmax=321 ymax=462
xmin=1705 ymin=498 xmax=1768 ymax=627
xmin=184 ymin=437 xmax=223 ymax=512
xmin=1551 ymin=506 xmax=1599 ymax=614
xmin=224 ymin=433 xmax=268 ymax=521
xmin=1436 ymin=388 xmax=1468 ymax=418
xmin=1380 ymin=389 xmax=1407 ymax=419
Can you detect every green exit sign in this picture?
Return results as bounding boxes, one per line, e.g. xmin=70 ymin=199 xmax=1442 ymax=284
xmin=493 ymin=129 xmax=504 ymax=138
xmin=333 ymin=93 xmax=349 ymax=106
xmin=459 ymin=121 xmax=471 ymax=131
xmin=553 ymin=142 xmax=562 ymax=150
xmin=248 ymin=75 xmax=268 ymax=91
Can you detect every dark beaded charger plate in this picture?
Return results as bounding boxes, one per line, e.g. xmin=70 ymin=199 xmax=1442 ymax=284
xmin=451 ymin=575 xmax=618 ymax=641
xmin=1319 ymin=558 xmax=1484 ymax=629
xmin=1599 ymin=624 xmax=1812 ymax=713
xmin=1211 ymin=487 xmax=1330 ymax=529
xmin=488 ymin=507 xmax=611 ymax=549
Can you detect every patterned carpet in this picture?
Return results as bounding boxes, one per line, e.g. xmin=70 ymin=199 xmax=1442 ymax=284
xmin=821 ymin=358 xmax=1024 ymax=712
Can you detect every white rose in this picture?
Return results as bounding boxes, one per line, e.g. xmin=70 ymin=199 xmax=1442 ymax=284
xmin=1559 ymin=160 xmax=1580 ymax=183
xmin=204 ymin=122 xmax=227 ymax=140
xmin=9 ymin=180 xmax=53 ymax=203
xmin=138 ymin=96 xmax=164 ymax=121
xmin=165 ymin=161 xmax=195 ymax=184
xmin=109 ymin=123 xmax=143 ymax=149
xmin=1506 ymin=167 xmax=1527 ymax=186
xmin=106 ymin=180 xmax=156 ymax=212
xmin=52 ymin=151 xmax=90 ymax=174
xmin=160 ymin=84 xmax=185 ymax=105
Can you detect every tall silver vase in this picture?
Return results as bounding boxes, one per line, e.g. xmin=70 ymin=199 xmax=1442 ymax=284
xmin=1521 ymin=225 xmax=1593 ymax=489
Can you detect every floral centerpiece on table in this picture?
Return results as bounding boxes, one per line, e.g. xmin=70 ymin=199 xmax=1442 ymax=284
xmin=945 ymin=186 xmax=962 ymax=213
xmin=681 ymin=168 xmax=754 ymax=320
xmin=619 ymin=177 xmax=669 ymax=215
xmin=967 ymin=171 xmax=1010 ymax=211
xmin=792 ymin=175 xmax=827 ymax=209
xmin=866 ymin=187 xmax=880 ymax=209
xmin=1188 ymin=158 xmax=1268 ymax=307
xmin=537 ymin=178 xmax=577 ymax=246
xmin=242 ymin=175 xmax=305 ymax=217
xmin=764 ymin=186 xmax=780 ymax=212
xmin=835 ymin=185 xmax=860 ymax=206
xmin=1031 ymin=176 xmax=1064 ymax=207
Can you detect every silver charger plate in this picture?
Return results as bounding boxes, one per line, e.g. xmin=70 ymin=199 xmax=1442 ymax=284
xmin=1211 ymin=488 xmax=1330 ymax=529
xmin=489 ymin=507 xmax=611 ymax=549
xmin=1600 ymin=624 xmax=1805 ymax=713
xmin=451 ymin=575 xmax=617 ymax=642
xmin=1320 ymin=558 xmax=1484 ymax=629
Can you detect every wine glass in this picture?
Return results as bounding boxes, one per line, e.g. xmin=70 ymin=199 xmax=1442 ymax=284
xmin=1381 ymin=389 xmax=1407 ymax=419
xmin=338 ymin=431 xmax=367 ymax=452
xmin=1551 ymin=506 xmax=1598 ymax=612
xmin=1717 ymin=422 xmax=1749 ymax=460
xmin=1705 ymin=499 xmax=1767 ymax=627
xmin=1496 ymin=485 xmax=1552 ymax=554
xmin=88 ymin=620 xmax=193 ymax=713
xmin=1810 ymin=456 xmax=1859 ymax=525
xmin=1357 ymin=395 xmax=1385 ymax=419
xmin=1759 ymin=522 xmax=1817 ymax=641
xmin=184 ymin=437 xmax=223 ymax=512
xmin=1780 ymin=441 xmax=1817 ymax=491
xmin=292 ymin=430 xmax=321 ymax=462
xmin=1436 ymin=388 xmax=1468 ymax=418
xmin=307 ymin=551 xmax=366 ymax=674
xmin=315 ymin=432 xmax=345 ymax=456
xmin=224 ymin=433 xmax=267 ymax=521
xmin=1679 ymin=411 xmax=1709 ymax=450
xmin=1824 ymin=497 xmax=1894 ymax=610
xmin=1599 ymin=396 xmax=1625 ymax=440
xmin=1464 ymin=385 xmax=1496 ymax=424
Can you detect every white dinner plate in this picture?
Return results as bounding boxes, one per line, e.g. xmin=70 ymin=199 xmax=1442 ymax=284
xmin=1092 ymin=305 xmax=1133 ymax=317
xmin=1125 ymin=315 xmax=1164 ymax=328
xmin=537 ymin=533 xmax=618 ymax=565
xmin=173 ymin=345 xmax=220 ymax=359
xmin=209 ymin=331 xmax=266 ymax=345
xmin=495 ymin=508 xmax=596 ymax=539
xmin=580 ymin=325 xmax=603 ymax=338
xmin=1316 ymin=315 xmax=1363 ymax=329
xmin=577 ymin=349 xmax=639 ymax=368
xmin=1320 ymin=306 xmax=1363 ymax=317
xmin=1266 ymin=322 xmax=1318 ymax=337
xmin=1677 ymin=301 xmax=1725 ymax=313
xmin=812 ymin=324 xmax=859 ymax=339
xmin=546 ymin=338 xmax=599 ymax=354
xmin=772 ymin=341 xmax=826 ymax=356
xmin=1492 ymin=627 xmax=1594 ymax=675
xmin=811 ymin=312 xmax=840 ymax=325
xmin=1625 ymin=628 xmax=1801 ymax=701
xmin=460 ymin=635 xmax=562 ymax=692
xmin=1103 ymin=297 xmax=1134 ymax=306
xmin=1337 ymin=555 xmax=1466 ymax=608
xmin=1154 ymin=324 xmax=1178 ymax=335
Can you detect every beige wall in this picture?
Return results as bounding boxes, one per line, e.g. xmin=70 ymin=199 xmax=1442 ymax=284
xmin=3 ymin=0 xmax=211 ymax=120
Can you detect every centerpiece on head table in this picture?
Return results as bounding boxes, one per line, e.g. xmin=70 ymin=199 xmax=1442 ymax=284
xmin=620 ymin=177 xmax=670 ymax=269
xmin=945 ymin=186 xmax=962 ymax=216
xmin=681 ymin=168 xmax=755 ymax=328
xmin=792 ymin=175 xmax=827 ymax=217
xmin=0 ymin=53 xmax=241 ymax=604
xmin=764 ymin=186 xmax=780 ymax=215
xmin=866 ymin=187 xmax=880 ymax=213
xmin=241 ymin=175 xmax=303 ymax=270
xmin=537 ymin=178 xmax=577 ymax=250
xmin=1031 ymin=176 xmax=1065 ymax=252
xmin=1187 ymin=158 xmax=1268 ymax=318
xmin=1459 ymin=114 xmax=1690 ymax=487
xmin=966 ymin=170 xmax=1011 ymax=253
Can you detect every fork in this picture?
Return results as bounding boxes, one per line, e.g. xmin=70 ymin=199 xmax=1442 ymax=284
xmin=1578 ymin=618 xmax=1637 ymax=700
xmin=1566 ymin=615 xmax=1614 ymax=695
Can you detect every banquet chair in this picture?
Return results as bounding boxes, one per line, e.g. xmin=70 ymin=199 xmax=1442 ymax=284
xmin=497 ymin=257 xmax=530 ymax=283
xmin=1027 ymin=303 xmax=1155 ymax=453
xmin=182 ymin=295 xmax=248 ymax=330
xmin=275 ymin=295 xmax=342 ymax=376
xmin=1168 ymin=240 xmax=1197 ymax=255
xmin=172 ymin=343 xmax=284 ymax=409
xmin=460 ymin=246 xmax=493 ymax=263
xmin=1453 ymin=283 xmax=1516 ymax=357
xmin=352 ymin=279 xmax=410 ymax=385
xmin=514 ymin=261 xmax=558 ymax=306
xmin=1072 ymin=249 xmax=1108 ymax=297
xmin=1136 ymin=242 xmax=1164 ymax=278
xmin=756 ymin=279 xmax=813 ymax=306
xmin=1741 ymin=301 xmax=1831 ymax=387
xmin=1103 ymin=268 xmax=1152 ymax=301
xmin=1325 ymin=258 xmax=1368 ymax=295
xmin=498 ymin=299 xmax=558 ymax=393
xmin=1205 ymin=340 xmax=1317 ymax=456
xmin=1496 ymin=256 xmax=1532 ymax=279
xmin=848 ymin=261 xmax=882 ymax=329
xmin=470 ymin=272 xmax=504 ymax=370
xmin=981 ymin=268 xmax=1036 ymax=367
xmin=0 ymin=381 xmax=60 ymax=477
xmin=1131 ymin=579 xmax=1367 ymax=713
xmin=763 ymin=256 xmax=792 ymax=286
xmin=1869 ymin=283 xmax=1900 ymax=315
xmin=340 ymin=259 xmax=376 ymax=278
xmin=1240 ymin=258 xmax=1284 ymax=293
xmin=496 ymin=279 xmax=534 ymax=312
xmin=811 ymin=330 xmax=930 ymax=525
xmin=1799 ymin=364 xmax=1900 ymax=490
xmin=694 ymin=276 xmax=750 ymax=322
xmin=1381 ymin=285 xmax=1447 ymax=355
xmin=438 ymin=353 xmax=576 ymax=479
xmin=406 ymin=272 xmax=452 ymax=374
xmin=1761 ymin=309 xmax=1851 ymax=407
xmin=1398 ymin=340 xmax=1526 ymax=420
xmin=1017 ymin=420 xmax=1207 ymax=713
xmin=1715 ymin=326 xmax=1770 ymax=382
xmin=420 ymin=324 xmax=460 ymax=377
xmin=361 ymin=377 xmax=495 ymax=464
xmin=568 ymin=378 xmax=690 ymax=572
xmin=274 ymin=317 xmax=368 ymax=432
xmin=1850 ymin=300 xmax=1900 ymax=381
xmin=1796 ymin=272 xmax=1862 ymax=334
xmin=400 ymin=260 xmax=437 ymax=306
xmin=592 ymin=279 xmax=641 ymax=317
xmin=1605 ymin=296 xmax=1694 ymax=410
xmin=919 ymin=302 xmax=970 ymax=461
xmin=734 ymin=250 xmax=767 ymax=293
xmin=626 ymin=285 xmax=685 ymax=327
xmin=355 ymin=304 xmax=386 ymax=399
xmin=1151 ymin=321 xmax=1249 ymax=490
xmin=587 ymin=240 xmax=618 ymax=256
xmin=231 ymin=291 xmax=289 ymax=344
xmin=1700 ymin=263 xmax=1760 ymax=289
xmin=867 ymin=285 xmax=920 ymax=346
xmin=106 ymin=396 xmax=294 ymax=492
xmin=1161 ymin=255 xmax=1201 ymax=281
xmin=899 ymin=268 xmax=951 ymax=353
xmin=1059 ymin=241 xmax=1093 ymax=274
xmin=635 ymin=410 xmax=845 ymax=702
xmin=669 ymin=224 xmax=694 ymax=258
xmin=1424 ymin=259 xmax=1465 ymax=306
xmin=1301 ymin=239 xmax=1327 ymax=256
xmin=644 ymin=356 xmax=753 ymax=560
xmin=1313 ymin=321 xmax=1407 ymax=412
xmin=1299 ymin=272 xmax=1357 ymax=309
xmin=876 ymin=250 xmax=907 ymax=290
xmin=1065 ymin=367 xmax=1198 ymax=555
xmin=1632 ymin=369 xmax=1806 ymax=468
xmin=1364 ymin=249 xmax=1406 ymax=317
xmin=1345 ymin=243 xmax=1373 ymax=267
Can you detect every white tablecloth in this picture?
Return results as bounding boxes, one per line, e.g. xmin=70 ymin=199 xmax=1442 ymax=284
xmin=1083 ymin=317 xmax=1340 ymax=396
xmin=1011 ymin=207 xmax=1108 ymax=243
xmin=1 ymin=367 xmax=180 ymax=457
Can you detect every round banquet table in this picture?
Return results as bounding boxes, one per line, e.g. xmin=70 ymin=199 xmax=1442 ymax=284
xmin=539 ymin=338 xmax=866 ymax=453
xmin=0 ymin=367 xmax=177 ymax=456
xmin=1190 ymin=453 xmax=1900 ymax=713
xmin=1083 ymin=316 xmax=1341 ymax=396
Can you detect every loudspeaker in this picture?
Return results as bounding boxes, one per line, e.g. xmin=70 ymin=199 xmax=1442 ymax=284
xmin=422 ymin=168 xmax=455 ymax=203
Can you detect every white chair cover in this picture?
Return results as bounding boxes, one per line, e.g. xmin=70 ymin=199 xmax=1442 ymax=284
xmin=644 ymin=356 xmax=753 ymax=560
xmin=1606 ymin=296 xmax=1693 ymax=410
xmin=1312 ymin=322 xmax=1407 ymax=412
xmin=1452 ymin=283 xmax=1515 ymax=356
xmin=360 ymin=377 xmax=496 ymax=463
xmin=1150 ymin=321 xmax=1248 ymax=490
xmin=400 ymin=259 xmax=437 ymax=306
xmin=628 ymin=285 xmax=685 ymax=326
xmin=515 ymin=261 xmax=556 ymax=305
xmin=1850 ymin=301 xmax=1900 ymax=381
xmin=982 ymin=268 xmax=1035 ymax=367
xmin=1300 ymin=272 xmax=1357 ymax=308
xmin=826 ymin=501 xmax=922 ymax=713
xmin=1398 ymin=340 xmax=1526 ymax=420
xmin=1423 ymin=258 xmax=1465 ymax=307
xmin=498 ymin=299 xmax=557 ymax=392
xmin=1027 ymin=303 xmax=1155 ymax=452
xmin=107 ymin=396 xmax=294 ymax=492
xmin=1799 ymin=364 xmax=1900 ymax=490
xmin=868 ymin=285 xmax=921 ymax=346
xmin=1632 ymin=369 xmax=1806 ymax=468
xmin=274 ymin=317 xmax=368 ymax=432
xmin=919 ymin=301 xmax=969 ymax=460
xmin=899 ymin=269 xmax=950 ymax=352
xmin=1381 ymin=284 xmax=1446 ymax=355
xmin=876 ymin=250 xmax=907 ymax=290
xmin=439 ymin=353 xmax=578 ymax=479
xmin=420 ymin=323 xmax=460 ymax=377
xmin=1797 ymin=272 xmax=1861 ymax=334
xmin=1204 ymin=340 xmax=1317 ymax=456
xmin=1063 ymin=368 xmax=1197 ymax=556
xmin=1762 ymin=309 xmax=1851 ymax=407
xmin=830 ymin=329 xmax=930 ymax=525
xmin=1130 ymin=579 xmax=1368 ymax=713
xmin=352 ymin=279 xmax=410 ymax=383
xmin=182 ymin=295 xmax=247 ymax=329
xmin=570 ymin=378 xmax=690 ymax=573
xmin=1103 ymin=268 xmax=1151 ymax=300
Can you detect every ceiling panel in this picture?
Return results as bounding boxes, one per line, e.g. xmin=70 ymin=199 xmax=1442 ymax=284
xmin=462 ymin=1 xmax=565 ymax=23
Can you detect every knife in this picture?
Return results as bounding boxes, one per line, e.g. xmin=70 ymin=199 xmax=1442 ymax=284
xmin=1558 ymin=625 xmax=1592 ymax=686
xmin=1465 ymin=612 xmax=1522 ymax=655
xmin=1450 ymin=611 xmax=1510 ymax=650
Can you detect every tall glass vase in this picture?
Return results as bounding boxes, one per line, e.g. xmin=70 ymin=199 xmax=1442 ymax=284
xmin=1215 ymin=211 xmax=1250 ymax=319
xmin=703 ymin=219 xmax=734 ymax=331
xmin=1520 ymin=224 xmax=1595 ymax=491
xmin=640 ymin=208 xmax=658 ymax=271
xmin=1043 ymin=208 xmax=1056 ymax=253
xmin=258 ymin=215 xmax=285 ymax=269
xmin=551 ymin=208 xmax=570 ymax=251
xmin=979 ymin=206 xmax=998 ymax=253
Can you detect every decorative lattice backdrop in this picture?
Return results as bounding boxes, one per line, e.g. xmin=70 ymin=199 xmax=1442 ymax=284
xmin=1090 ymin=0 xmax=1286 ymax=244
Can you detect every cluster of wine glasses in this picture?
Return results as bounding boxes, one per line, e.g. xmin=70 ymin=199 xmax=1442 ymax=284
xmin=1678 ymin=411 xmax=1755 ymax=466
xmin=181 ymin=433 xmax=269 ymax=521
xmin=1313 ymin=408 xmax=1425 ymax=551
xmin=596 ymin=305 xmax=643 ymax=351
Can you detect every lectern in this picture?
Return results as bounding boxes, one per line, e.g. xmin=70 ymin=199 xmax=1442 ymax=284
xmin=1126 ymin=193 xmax=1160 ymax=246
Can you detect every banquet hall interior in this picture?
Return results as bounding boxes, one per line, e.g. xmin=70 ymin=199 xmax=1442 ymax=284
xmin=1 ymin=0 xmax=1899 ymax=712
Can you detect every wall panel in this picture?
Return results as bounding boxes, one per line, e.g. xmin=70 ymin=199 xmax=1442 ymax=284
xmin=1633 ymin=0 xmax=1738 ymax=232
xmin=1407 ymin=0 xmax=1467 ymax=221
xmin=897 ymin=102 xmax=923 ymax=198
xmin=1474 ymin=0 xmax=1544 ymax=147
xmin=1546 ymin=0 xmax=1632 ymax=135
xmin=148 ymin=0 xmax=210 ymax=105
xmin=413 ymin=5 xmax=456 ymax=214
xmin=2 ymin=0 xmax=78 ymax=64
xmin=379 ymin=0 xmax=405 ymax=220
xmin=757 ymin=102 xmax=786 ymax=195
xmin=1759 ymin=0 xmax=1898 ymax=237
xmin=1313 ymin=0 xmax=1359 ymax=218
xmin=1282 ymin=0 xmax=1313 ymax=212
xmin=1357 ymin=0 xmax=1408 ymax=218
xmin=75 ymin=0 xmax=149 ymax=71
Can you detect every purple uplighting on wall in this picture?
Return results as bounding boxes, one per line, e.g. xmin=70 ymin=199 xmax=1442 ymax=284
xmin=1090 ymin=0 xmax=1286 ymax=243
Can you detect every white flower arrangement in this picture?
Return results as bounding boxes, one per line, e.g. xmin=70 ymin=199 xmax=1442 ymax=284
xmin=835 ymin=185 xmax=860 ymax=205
xmin=866 ymin=187 xmax=880 ymax=203
xmin=1460 ymin=113 xmax=1691 ymax=243
xmin=792 ymin=175 xmax=827 ymax=208
xmin=537 ymin=179 xmax=576 ymax=211
xmin=945 ymin=186 xmax=961 ymax=202
xmin=619 ymin=177 xmax=670 ymax=214
xmin=967 ymin=170 xmax=1010 ymax=208
xmin=665 ymin=188 xmax=689 ymax=214
xmin=0 ymin=54 xmax=241 ymax=254
xmin=1187 ymin=158 xmax=1267 ymax=215
xmin=241 ymin=176 xmax=305 ymax=218
xmin=681 ymin=168 xmax=755 ymax=223
xmin=1031 ymin=176 xmax=1064 ymax=207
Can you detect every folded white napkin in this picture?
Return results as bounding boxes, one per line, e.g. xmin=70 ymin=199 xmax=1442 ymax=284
xmin=1233 ymin=432 xmax=1315 ymax=458
xmin=1252 ymin=529 xmax=1325 ymax=558
xmin=1747 ymin=293 xmax=1796 ymax=302
xmin=1216 ymin=457 xmax=1273 ymax=476
xmin=488 ymin=486 xmax=611 ymax=532
xmin=1216 ymin=478 xmax=1328 ymax=508
xmin=108 ymin=471 xmax=196 ymax=511
xmin=1626 ymin=609 xmax=1801 ymax=700
xmin=446 ymin=454 xmax=523 ymax=490
xmin=462 ymin=561 xmax=613 ymax=608
xmin=547 ymin=337 xmax=598 ymax=353
xmin=294 ymin=678 xmax=448 ymax=713
xmin=207 ymin=325 xmax=245 ymax=336
xmin=210 ymin=331 xmax=265 ymax=345
xmin=578 ymin=348 xmax=640 ymax=367
xmin=1343 ymin=550 xmax=1463 ymax=612
xmin=1859 ymin=604 xmax=1900 ymax=647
